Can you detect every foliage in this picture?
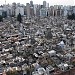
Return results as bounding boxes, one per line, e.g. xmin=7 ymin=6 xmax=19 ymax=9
xmin=6 ymin=71 xmax=18 ymax=75
xmin=2 ymin=11 xmax=7 ymax=18
xmin=72 ymin=49 xmax=75 ymax=52
xmin=45 ymin=31 xmax=53 ymax=40
xmin=67 ymin=13 xmax=75 ymax=20
xmin=0 ymin=15 xmax=3 ymax=22
xmin=72 ymin=61 xmax=75 ymax=66
xmin=17 ymin=13 xmax=22 ymax=23
xmin=47 ymin=12 xmax=48 ymax=16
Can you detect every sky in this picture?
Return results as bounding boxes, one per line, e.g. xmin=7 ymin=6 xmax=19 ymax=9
xmin=0 ymin=0 xmax=75 ymax=6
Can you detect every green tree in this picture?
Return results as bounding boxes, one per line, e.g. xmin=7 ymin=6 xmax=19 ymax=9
xmin=47 ymin=12 xmax=48 ymax=16
xmin=67 ymin=13 xmax=75 ymax=20
xmin=2 ymin=11 xmax=7 ymax=18
xmin=45 ymin=29 xmax=53 ymax=40
xmin=0 ymin=15 xmax=3 ymax=22
xmin=6 ymin=71 xmax=18 ymax=75
xmin=17 ymin=13 xmax=22 ymax=23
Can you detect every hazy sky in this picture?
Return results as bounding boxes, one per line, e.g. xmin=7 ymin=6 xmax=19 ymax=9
xmin=0 ymin=0 xmax=75 ymax=6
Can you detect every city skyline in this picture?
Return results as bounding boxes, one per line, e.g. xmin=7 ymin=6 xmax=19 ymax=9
xmin=0 ymin=0 xmax=75 ymax=6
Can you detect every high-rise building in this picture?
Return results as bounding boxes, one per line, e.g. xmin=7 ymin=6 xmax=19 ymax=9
xmin=34 ymin=4 xmax=41 ymax=17
xmin=52 ymin=5 xmax=63 ymax=17
xmin=43 ymin=1 xmax=46 ymax=8
xmin=30 ymin=1 xmax=33 ymax=7
xmin=73 ymin=6 xmax=75 ymax=14
xmin=15 ymin=6 xmax=24 ymax=16
xmin=63 ymin=6 xmax=68 ymax=16
xmin=49 ymin=6 xmax=54 ymax=16
xmin=34 ymin=4 xmax=37 ymax=16
xmin=6 ymin=5 xmax=12 ymax=16
xmin=12 ymin=2 xmax=16 ymax=16
xmin=26 ymin=3 xmax=30 ymax=18
xmin=0 ymin=6 xmax=3 ymax=16
xmin=30 ymin=7 xmax=34 ymax=17
xmin=46 ymin=3 xmax=49 ymax=8
xmin=40 ymin=8 xmax=47 ymax=17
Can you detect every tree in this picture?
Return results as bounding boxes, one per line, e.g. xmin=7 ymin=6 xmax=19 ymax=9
xmin=67 ymin=13 xmax=75 ymax=20
xmin=2 ymin=11 xmax=7 ymax=18
xmin=45 ymin=29 xmax=53 ymax=40
xmin=0 ymin=15 xmax=3 ymax=22
xmin=6 ymin=71 xmax=18 ymax=75
xmin=47 ymin=12 xmax=48 ymax=16
xmin=17 ymin=13 xmax=22 ymax=23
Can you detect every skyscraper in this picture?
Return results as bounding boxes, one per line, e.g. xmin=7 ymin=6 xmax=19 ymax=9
xmin=15 ymin=6 xmax=24 ymax=16
xmin=40 ymin=8 xmax=47 ymax=17
xmin=12 ymin=2 xmax=16 ymax=16
xmin=43 ymin=1 xmax=46 ymax=8
xmin=30 ymin=1 xmax=33 ymax=7
xmin=46 ymin=3 xmax=49 ymax=8
xmin=26 ymin=3 xmax=30 ymax=18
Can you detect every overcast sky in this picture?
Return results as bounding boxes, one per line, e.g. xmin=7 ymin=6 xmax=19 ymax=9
xmin=0 ymin=0 xmax=75 ymax=6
